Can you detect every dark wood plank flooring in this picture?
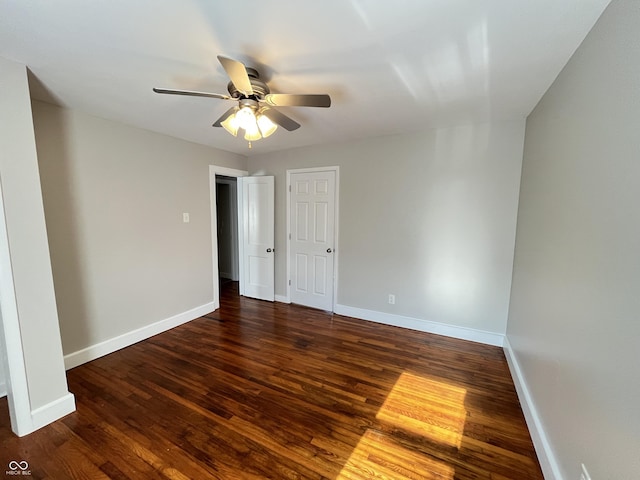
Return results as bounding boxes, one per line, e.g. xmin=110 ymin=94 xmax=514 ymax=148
xmin=0 ymin=282 xmax=543 ymax=479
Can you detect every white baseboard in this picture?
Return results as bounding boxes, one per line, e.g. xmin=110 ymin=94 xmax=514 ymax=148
xmin=0 ymin=380 xmax=6 ymax=398
xmin=503 ymin=337 xmax=562 ymax=480
xmin=64 ymin=302 xmax=215 ymax=370
xmin=29 ymin=392 xmax=76 ymax=434
xmin=334 ymin=304 xmax=504 ymax=347
xmin=275 ymin=294 xmax=290 ymax=304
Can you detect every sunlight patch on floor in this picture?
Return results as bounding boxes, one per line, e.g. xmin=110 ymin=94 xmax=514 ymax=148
xmin=376 ymin=372 xmax=468 ymax=448
xmin=336 ymin=429 xmax=454 ymax=480
xmin=336 ymin=373 xmax=468 ymax=479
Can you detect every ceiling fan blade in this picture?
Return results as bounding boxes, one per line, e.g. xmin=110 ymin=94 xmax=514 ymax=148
xmin=261 ymin=108 xmax=300 ymax=131
xmin=263 ymin=93 xmax=331 ymax=108
xmin=212 ymin=107 xmax=238 ymax=127
xmin=217 ymin=55 xmax=253 ymax=96
xmin=153 ymin=87 xmax=230 ymax=100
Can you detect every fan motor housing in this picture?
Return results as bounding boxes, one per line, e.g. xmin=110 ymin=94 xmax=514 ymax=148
xmin=227 ymin=67 xmax=270 ymax=99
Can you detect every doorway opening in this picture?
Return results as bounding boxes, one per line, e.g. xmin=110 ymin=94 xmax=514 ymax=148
xmin=209 ymin=165 xmax=248 ymax=309
xmin=215 ymin=175 xmax=239 ymax=292
xmin=209 ymin=166 xmax=276 ymax=308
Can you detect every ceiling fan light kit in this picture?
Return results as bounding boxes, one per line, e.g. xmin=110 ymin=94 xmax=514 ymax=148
xmin=153 ymin=55 xmax=331 ymax=146
xmin=219 ymin=99 xmax=278 ymax=142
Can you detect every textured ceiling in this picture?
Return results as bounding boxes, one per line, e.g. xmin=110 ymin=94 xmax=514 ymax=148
xmin=0 ymin=0 xmax=611 ymax=156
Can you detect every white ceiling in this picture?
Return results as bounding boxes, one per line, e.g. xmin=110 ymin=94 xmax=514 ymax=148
xmin=0 ymin=0 xmax=611 ymax=156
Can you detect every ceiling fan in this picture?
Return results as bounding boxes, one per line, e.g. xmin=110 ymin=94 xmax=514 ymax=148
xmin=153 ymin=56 xmax=331 ymax=144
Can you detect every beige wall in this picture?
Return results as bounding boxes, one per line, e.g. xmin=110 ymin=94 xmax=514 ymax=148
xmin=507 ymin=1 xmax=640 ymax=479
xmin=249 ymin=120 xmax=525 ymax=335
xmin=33 ymin=101 xmax=246 ymax=356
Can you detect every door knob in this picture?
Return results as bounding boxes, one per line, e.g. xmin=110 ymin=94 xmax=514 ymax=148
xmin=327 ymin=248 xmax=333 ymax=253
xmin=266 ymin=248 xmax=272 ymax=253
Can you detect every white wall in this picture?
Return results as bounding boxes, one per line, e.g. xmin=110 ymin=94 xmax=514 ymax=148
xmin=0 ymin=57 xmax=74 ymax=435
xmin=32 ymin=101 xmax=246 ymax=361
xmin=249 ymin=120 xmax=525 ymax=338
xmin=506 ymin=1 xmax=640 ymax=479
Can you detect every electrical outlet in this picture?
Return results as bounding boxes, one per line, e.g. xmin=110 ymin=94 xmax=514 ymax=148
xmin=388 ymin=294 xmax=395 ymax=305
xmin=182 ymin=212 xmax=190 ymax=223
xmin=580 ymin=463 xmax=591 ymax=480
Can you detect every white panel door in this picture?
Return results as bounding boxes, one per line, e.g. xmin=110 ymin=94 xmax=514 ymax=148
xmin=290 ymin=170 xmax=336 ymax=310
xmin=239 ymin=176 xmax=274 ymax=301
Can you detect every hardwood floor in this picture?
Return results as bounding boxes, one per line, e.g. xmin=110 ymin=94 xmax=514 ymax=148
xmin=0 ymin=283 xmax=543 ymax=479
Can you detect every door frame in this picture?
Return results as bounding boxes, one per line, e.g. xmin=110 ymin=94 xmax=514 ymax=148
xmin=209 ymin=165 xmax=248 ymax=309
xmin=215 ymin=176 xmax=239 ymax=281
xmin=285 ymin=166 xmax=340 ymax=310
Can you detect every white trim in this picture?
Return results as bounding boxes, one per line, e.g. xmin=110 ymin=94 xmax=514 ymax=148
xmin=0 ymin=380 xmax=6 ymax=398
xmin=211 ymin=165 xmax=248 ymax=177
xmin=286 ymin=166 xmax=340 ymax=311
xmin=64 ymin=302 xmax=215 ymax=370
xmin=30 ymin=392 xmax=76 ymax=432
xmin=209 ymin=165 xmax=248 ymax=310
xmin=237 ymin=178 xmax=245 ymax=296
xmin=503 ymin=337 xmax=563 ymax=480
xmin=334 ymin=304 xmax=505 ymax=347
xmin=286 ymin=172 xmax=291 ymax=302
xmin=274 ymin=294 xmax=290 ymax=304
xmin=333 ymin=168 xmax=340 ymax=312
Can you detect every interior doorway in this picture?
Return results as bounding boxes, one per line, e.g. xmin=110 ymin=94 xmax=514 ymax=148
xmin=215 ymin=175 xmax=239 ymax=287
xmin=209 ymin=165 xmax=248 ymax=309
xmin=209 ymin=165 xmax=276 ymax=308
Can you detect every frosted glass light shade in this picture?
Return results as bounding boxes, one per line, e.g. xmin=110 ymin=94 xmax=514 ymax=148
xmin=221 ymin=114 xmax=239 ymax=136
xmin=235 ymin=107 xmax=255 ymax=130
xmin=221 ymin=106 xmax=279 ymax=142
xmin=243 ymin=116 xmax=262 ymax=141
xmin=257 ymin=114 xmax=278 ymax=138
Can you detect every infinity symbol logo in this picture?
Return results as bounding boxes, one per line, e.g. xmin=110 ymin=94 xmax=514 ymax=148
xmin=8 ymin=461 xmax=29 ymax=471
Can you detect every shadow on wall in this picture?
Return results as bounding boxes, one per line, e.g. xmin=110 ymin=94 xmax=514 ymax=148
xmin=32 ymin=100 xmax=90 ymax=363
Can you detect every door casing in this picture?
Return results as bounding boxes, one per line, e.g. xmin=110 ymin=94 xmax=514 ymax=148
xmin=215 ymin=176 xmax=239 ymax=282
